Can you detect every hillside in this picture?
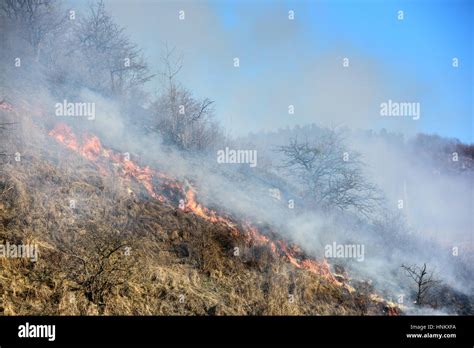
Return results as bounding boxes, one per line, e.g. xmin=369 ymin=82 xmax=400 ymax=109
xmin=0 ymin=103 xmax=397 ymax=316
xmin=1 ymin=0 xmax=471 ymax=318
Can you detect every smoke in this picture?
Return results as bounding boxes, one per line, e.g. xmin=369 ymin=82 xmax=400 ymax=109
xmin=18 ymin=82 xmax=471 ymax=298
xmin=21 ymin=81 xmax=471 ymax=315
xmin=2 ymin=0 xmax=472 ymax=315
xmin=99 ymin=0 xmax=429 ymax=136
xmin=114 ymin=113 xmax=473 ymax=307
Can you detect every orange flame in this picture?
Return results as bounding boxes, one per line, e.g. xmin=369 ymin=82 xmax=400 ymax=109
xmin=184 ymin=188 xmax=229 ymax=224
xmin=49 ymin=123 xmax=167 ymax=201
xmin=240 ymin=222 xmax=347 ymax=286
xmin=48 ymin=123 xmax=354 ymax=291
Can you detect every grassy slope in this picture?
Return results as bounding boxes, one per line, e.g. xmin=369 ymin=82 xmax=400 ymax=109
xmin=0 ymin=115 xmax=390 ymax=316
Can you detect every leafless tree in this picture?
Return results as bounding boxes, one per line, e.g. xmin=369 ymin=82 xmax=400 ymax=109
xmin=0 ymin=0 xmax=67 ymax=61
xmin=151 ymin=44 xmax=221 ymax=151
xmin=55 ymin=225 xmax=135 ymax=313
xmin=75 ymin=1 xmax=154 ymax=97
xmin=278 ymin=130 xmax=380 ymax=216
xmin=401 ymin=263 xmax=440 ymax=306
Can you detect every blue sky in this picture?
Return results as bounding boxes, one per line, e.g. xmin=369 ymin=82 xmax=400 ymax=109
xmin=94 ymin=0 xmax=473 ymax=142
xmin=312 ymin=0 xmax=473 ymax=142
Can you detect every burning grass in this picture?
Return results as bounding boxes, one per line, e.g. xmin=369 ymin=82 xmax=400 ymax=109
xmin=0 ymin=112 xmax=398 ymax=315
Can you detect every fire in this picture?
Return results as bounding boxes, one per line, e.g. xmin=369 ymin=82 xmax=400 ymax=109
xmin=48 ymin=123 xmax=361 ymax=293
xmin=370 ymin=293 xmax=400 ymax=315
xmin=2 ymin=103 xmax=400 ymax=313
xmin=49 ymin=123 xmax=168 ymax=201
xmin=81 ymin=135 xmax=102 ymax=161
xmin=184 ymin=189 xmax=216 ymax=221
xmin=241 ymin=222 xmax=351 ymax=288
xmin=49 ymin=123 xmax=103 ymax=162
xmin=49 ymin=123 xmax=79 ymax=151
xmin=184 ymin=188 xmax=235 ymax=227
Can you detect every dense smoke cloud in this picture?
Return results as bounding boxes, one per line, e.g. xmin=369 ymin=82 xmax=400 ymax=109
xmin=1 ymin=0 xmax=472 ymax=315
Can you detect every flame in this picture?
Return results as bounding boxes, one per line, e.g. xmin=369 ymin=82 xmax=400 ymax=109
xmin=370 ymin=293 xmax=400 ymax=315
xmin=184 ymin=188 xmax=234 ymax=225
xmin=49 ymin=123 xmax=346 ymax=286
xmin=48 ymin=123 xmax=368 ymax=295
xmin=184 ymin=189 xmax=214 ymax=220
xmin=241 ymin=222 xmax=350 ymax=288
xmin=49 ymin=123 xmax=79 ymax=151
xmin=81 ymin=135 xmax=102 ymax=161
xmin=49 ymin=123 xmax=168 ymax=201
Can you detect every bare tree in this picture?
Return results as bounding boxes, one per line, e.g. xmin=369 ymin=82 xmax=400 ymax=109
xmin=151 ymin=44 xmax=221 ymax=151
xmin=55 ymin=225 xmax=135 ymax=313
xmin=401 ymin=263 xmax=440 ymax=306
xmin=277 ymin=130 xmax=380 ymax=216
xmin=75 ymin=1 xmax=154 ymax=97
xmin=0 ymin=0 xmax=67 ymax=61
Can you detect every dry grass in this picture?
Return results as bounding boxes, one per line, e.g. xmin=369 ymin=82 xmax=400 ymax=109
xmin=0 ymin=112 xmax=390 ymax=316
